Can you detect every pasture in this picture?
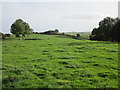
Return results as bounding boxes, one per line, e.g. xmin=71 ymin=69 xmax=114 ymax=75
xmin=2 ymin=34 xmax=118 ymax=88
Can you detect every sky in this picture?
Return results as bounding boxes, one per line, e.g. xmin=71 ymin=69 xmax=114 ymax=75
xmin=1 ymin=0 xmax=119 ymax=2
xmin=1 ymin=0 xmax=119 ymax=33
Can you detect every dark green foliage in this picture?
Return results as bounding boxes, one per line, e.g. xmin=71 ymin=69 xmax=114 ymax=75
xmin=10 ymin=19 xmax=33 ymax=38
xmin=76 ymin=34 xmax=80 ymax=37
xmin=55 ymin=29 xmax=59 ymax=33
xmin=41 ymin=29 xmax=59 ymax=35
xmin=109 ymin=18 xmax=120 ymax=42
xmin=90 ymin=17 xmax=120 ymax=42
xmin=75 ymin=34 xmax=81 ymax=39
xmin=1 ymin=34 xmax=11 ymax=39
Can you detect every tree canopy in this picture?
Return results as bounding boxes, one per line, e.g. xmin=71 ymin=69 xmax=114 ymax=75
xmin=90 ymin=17 xmax=120 ymax=42
xmin=10 ymin=19 xmax=33 ymax=38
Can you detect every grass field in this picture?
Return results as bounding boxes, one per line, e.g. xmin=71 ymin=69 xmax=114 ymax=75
xmin=65 ymin=33 xmax=90 ymax=40
xmin=2 ymin=34 xmax=118 ymax=88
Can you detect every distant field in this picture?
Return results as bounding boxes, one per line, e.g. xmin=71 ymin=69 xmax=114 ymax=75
xmin=62 ymin=33 xmax=90 ymax=40
xmin=64 ymin=32 xmax=91 ymax=35
xmin=2 ymin=34 xmax=118 ymax=88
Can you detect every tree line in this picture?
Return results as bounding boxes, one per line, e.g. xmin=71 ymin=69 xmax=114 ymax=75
xmin=90 ymin=17 xmax=120 ymax=42
xmin=4 ymin=17 xmax=119 ymax=42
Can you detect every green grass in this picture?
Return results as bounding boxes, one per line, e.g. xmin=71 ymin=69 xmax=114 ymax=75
xmin=62 ymin=33 xmax=90 ymax=39
xmin=2 ymin=34 xmax=118 ymax=88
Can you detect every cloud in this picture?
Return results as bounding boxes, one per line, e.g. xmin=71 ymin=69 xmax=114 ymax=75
xmin=61 ymin=13 xmax=107 ymax=21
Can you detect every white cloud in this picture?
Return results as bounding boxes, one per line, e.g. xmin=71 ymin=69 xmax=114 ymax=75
xmin=61 ymin=13 xmax=107 ymax=21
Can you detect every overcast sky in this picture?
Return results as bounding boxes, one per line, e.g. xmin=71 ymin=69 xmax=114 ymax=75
xmin=1 ymin=0 xmax=119 ymax=33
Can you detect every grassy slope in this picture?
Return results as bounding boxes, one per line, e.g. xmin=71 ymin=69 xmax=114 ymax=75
xmin=2 ymin=34 xmax=118 ymax=88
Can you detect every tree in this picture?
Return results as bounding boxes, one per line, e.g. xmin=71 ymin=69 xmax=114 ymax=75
xmin=90 ymin=17 xmax=119 ymax=41
xmin=98 ymin=17 xmax=117 ymax=40
xmin=109 ymin=18 xmax=120 ymax=41
xmin=24 ymin=22 xmax=33 ymax=37
xmin=76 ymin=34 xmax=81 ymax=39
xmin=10 ymin=19 xmax=33 ymax=38
xmin=42 ymin=29 xmax=59 ymax=35
xmin=55 ymin=29 xmax=59 ymax=33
